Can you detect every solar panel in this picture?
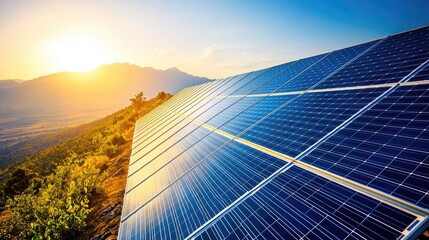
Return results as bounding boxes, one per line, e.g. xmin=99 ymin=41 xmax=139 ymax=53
xmin=196 ymin=166 xmax=417 ymax=240
xmin=119 ymin=26 xmax=429 ymax=239
xmin=313 ymin=26 xmax=429 ymax=89
xmin=251 ymin=54 xmax=327 ymax=94
xmin=120 ymin=141 xmax=286 ymax=239
xmin=274 ymin=40 xmax=379 ymax=93
xmin=409 ymin=65 xmax=429 ymax=82
xmin=301 ymin=84 xmax=429 ymax=208
xmin=239 ymin=88 xmax=388 ymax=158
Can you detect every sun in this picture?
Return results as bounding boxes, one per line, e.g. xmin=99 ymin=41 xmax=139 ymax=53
xmin=44 ymin=35 xmax=108 ymax=72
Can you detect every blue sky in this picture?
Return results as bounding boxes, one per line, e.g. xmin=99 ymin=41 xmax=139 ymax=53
xmin=1 ymin=0 xmax=428 ymax=79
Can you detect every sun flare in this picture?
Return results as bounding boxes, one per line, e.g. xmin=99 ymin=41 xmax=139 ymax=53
xmin=44 ymin=35 xmax=108 ymax=72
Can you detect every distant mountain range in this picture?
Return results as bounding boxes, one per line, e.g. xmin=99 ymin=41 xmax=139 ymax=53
xmin=0 ymin=79 xmax=24 ymax=89
xmin=0 ymin=63 xmax=211 ymax=115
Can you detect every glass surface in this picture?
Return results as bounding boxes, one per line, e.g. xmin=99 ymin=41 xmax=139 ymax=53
xmin=302 ymin=84 xmax=429 ymax=208
xmin=197 ymin=166 xmax=416 ymax=240
xmin=315 ymin=26 xmax=429 ymax=89
xmin=120 ymin=140 xmax=286 ymax=240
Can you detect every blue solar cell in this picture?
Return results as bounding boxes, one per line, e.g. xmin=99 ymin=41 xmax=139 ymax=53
xmin=196 ymin=166 xmax=417 ymax=240
xmin=132 ymin=92 xmax=196 ymax=139
xmin=251 ymin=54 xmax=327 ymax=94
xmin=203 ymin=97 xmax=261 ymax=128
xmin=131 ymin=78 xmax=233 ymax=148
xmin=119 ymin=140 xmax=286 ymax=240
xmin=232 ymin=62 xmax=296 ymax=95
xmin=187 ymin=97 xmax=237 ymax=120
xmin=123 ymin=130 xmax=231 ymax=216
xmin=130 ymin=118 xmax=202 ymax=166
xmin=240 ymin=88 xmax=388 ymax=157
xmin=217 ymin=95 xmax=297 ymax=136
xmin=301 ymin=84 xmax=429 ymax=208
xmin=130 ymin=75 xmax=253 ymax=155
xmin=210 ymin=70 xmax=268 ymax=96
xmin=314 ymin=26 xmax=429 ymax=89
xmin=276 ymin=40 xmax=378 ymax=93
xmin=409 ymin=65 xmax=429 ymax=82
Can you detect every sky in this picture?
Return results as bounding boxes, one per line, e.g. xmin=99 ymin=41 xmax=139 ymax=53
xmin=1 ymin=0 xmax=429 ymax=80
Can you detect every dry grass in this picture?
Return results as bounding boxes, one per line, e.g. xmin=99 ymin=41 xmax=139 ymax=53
xmin=77 ymin=141 xmax=132 ymax=240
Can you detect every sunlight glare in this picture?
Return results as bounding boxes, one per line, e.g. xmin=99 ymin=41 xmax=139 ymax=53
xmin=44 ymin=35 xmax=108 ymax=72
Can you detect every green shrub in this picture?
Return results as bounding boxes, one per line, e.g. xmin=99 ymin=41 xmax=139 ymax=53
xmin=0 ymin=156 xmax=104 ymax=239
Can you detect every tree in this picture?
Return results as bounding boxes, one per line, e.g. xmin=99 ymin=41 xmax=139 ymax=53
xmin=4 ymin=169 xmax=32 ymax=197
xmin=130 ymin=92 xmax=146 ymax=111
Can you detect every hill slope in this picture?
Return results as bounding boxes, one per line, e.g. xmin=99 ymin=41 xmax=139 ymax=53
xmin=0 ymin=92 xmax=172 ymax=239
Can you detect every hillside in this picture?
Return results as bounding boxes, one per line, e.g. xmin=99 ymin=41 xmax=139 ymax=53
xmin=0 ymin=63 xmax=209 ymax=116
xmin=0 ymin=91 xmax=172 ymax=239
xmin=0 ymin=111 xmax=116 ymax=170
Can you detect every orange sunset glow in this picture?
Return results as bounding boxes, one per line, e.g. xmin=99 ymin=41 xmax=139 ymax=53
xmin=1 ymin=1 xmax=429 ymax=239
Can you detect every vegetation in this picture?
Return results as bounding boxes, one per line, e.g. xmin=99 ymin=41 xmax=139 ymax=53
xmin=0 ymin=91 xmax=172 ymax=239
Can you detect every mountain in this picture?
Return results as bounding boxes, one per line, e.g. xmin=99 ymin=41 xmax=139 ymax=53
xmin=0 ymin=80 xmax=23 ymax=89
xmin=0 ymin=63 xmax=210 ymax=116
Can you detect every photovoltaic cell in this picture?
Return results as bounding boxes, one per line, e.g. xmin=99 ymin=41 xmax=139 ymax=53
xmin=409 ymin=64 xmax=429 ymax=82
xmin=196 ymin=166 xmax=416 ymax=240
xmin=120 ymin=141 xmax=286 ymax=240
xmin=232 ymin=61 xmax=296 ymax=95
xmin=275 ymin=40 xmax=378 ymax=93
xmin=240 ymin=88 xmax=388 ymax=158
xmin=301 ymin=84 xmax=429 ymax=208
xmin=314 ymin=26 xmax=429 ymax=89
xmin=130 ymin=75 xmax=247 ymax=156
xmin=251 ymin=54 xmax=327 ymax=94
xmin=123 ymin=130 xmax=231 ymax=216
xmin=209 ymin=70 xmax=268 ymax=97
xmin=205 ymin=97 xmax=263 ymax=129
xmin=217 ymin=95 xmax=297 ymax=136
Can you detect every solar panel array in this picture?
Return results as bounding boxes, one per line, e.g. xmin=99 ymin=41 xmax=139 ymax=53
xmin=119 ymin=26 xmax=429 ymax=239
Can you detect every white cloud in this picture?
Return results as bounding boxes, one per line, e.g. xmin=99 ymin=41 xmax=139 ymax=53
xmin=202 ymin=44 xmax=219 ymax=61
xmin=202 ymin=44 xmax=248 ymax=62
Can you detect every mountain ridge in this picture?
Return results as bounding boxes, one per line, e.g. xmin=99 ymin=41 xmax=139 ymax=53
xmin=0 ymin=63 xmax=211 ymax=115
xmin=0 ymin=80 xmax=23 ymax=89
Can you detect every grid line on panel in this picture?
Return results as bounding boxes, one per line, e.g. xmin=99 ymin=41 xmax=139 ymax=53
xmin=131 ymin=76 xmax=238 ymax=151
xmin=124 ymin=127 xmax=228 ymax=195
xmin=295 ymin=56 xmax=429 ymax=162
xmin=132 ymin=94 xmax=206 ymax=149
xmin=135 ymin=82 xmax=209 ymax=132
xmin=184 ymin=162 xmax=296 ymax=240
xmin=120 ymin=132 xmax=287 ymax=236
xmin=195 ymin=166 xmax=421 ymax=240
xmin=166 ymin=105 xmax=429 ymax=220
xmin=122 ymin=58 xmax=338 ymax=215
xmin=213 ymin=37 xmax=384 ymax=99
xmin=128 ymin=71 xmax=266 ymax=169
xmin=134 ymin=76 xmax=236 ymax=139
xmin=125 ymin=62 xmax=309 ymax=188
xmin=120 ymin=55 xmax=323 ymax=225
xmin=129 ymin=45 xmax=373 ymax=177
xmin=127 ymin=56 xmax=328 ymax=174
xmin=130 ymin=72 xmax=257 ymax=157
xmin=133 ymin=82 xmax=210 ymax=136
xmin=312 ymin=27 xmax=429 ymax=90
